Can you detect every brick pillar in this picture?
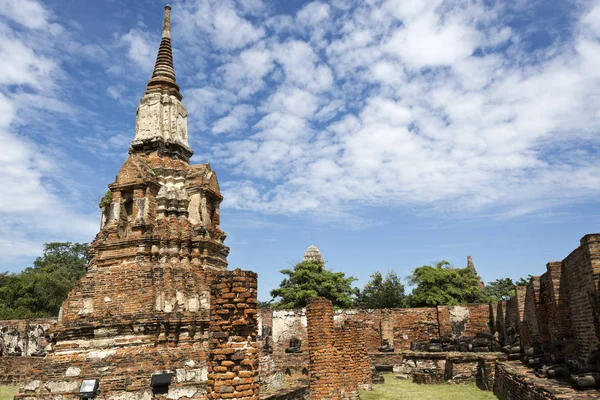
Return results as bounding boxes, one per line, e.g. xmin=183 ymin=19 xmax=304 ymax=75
xmin=208 ymin=269 xmax=259 ymax=400
xmin=514 ymin=286 xmax=527 ymax=335
xmin=496 ymin=301 xmax=507 ymax=344
xmin=346 ymin=320 xmax=372 ymax=391
xmin=306 ymin=297 xmax=341 ymax=400
xmin=335 ymin=324 xmax=358 ymax=400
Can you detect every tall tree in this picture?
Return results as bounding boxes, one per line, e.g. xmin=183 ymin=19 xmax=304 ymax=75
xmin=515 ymin=275 xmax=532 ymax=286
xmin=404 ymin=261 xmax=486 ymax=307
xmin=355 ymin=270 xmax=405 ymax=309
xmin=0 ymin=242 xmax=89 ymax=319
xmin=270 ymin=260 xmax=357 ymax=309
xmin=484 ymin=278 xmax=517 ymax=301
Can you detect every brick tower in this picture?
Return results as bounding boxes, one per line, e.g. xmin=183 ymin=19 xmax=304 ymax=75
xmin=14 ymin=6 xmax=258 ymax=400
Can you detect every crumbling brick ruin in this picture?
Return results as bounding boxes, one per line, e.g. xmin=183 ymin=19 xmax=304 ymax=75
xmin=1 ymin=5 xmax=600 ymax=400
xmin=305 ymin=297 xmax=371 ymax=400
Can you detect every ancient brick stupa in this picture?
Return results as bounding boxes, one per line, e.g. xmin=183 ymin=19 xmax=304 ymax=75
xmin=15 ymin=6 xmax=260 ymax=400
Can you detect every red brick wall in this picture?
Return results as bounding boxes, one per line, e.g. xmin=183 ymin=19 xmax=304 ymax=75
xmin=437 ymin=306 xmax=452 ymax=337
xmin=391 ymin=308 xmax=439 ymax=349
xmin=521 ymin=277 xmax=541 ymax=351
xmin=561 ymin=234 xmax=600 ymax=364
xmin=463 ymin=304 xmax=493 ymax=337
xmin=0 ymin=357 xmax=49 ymax=385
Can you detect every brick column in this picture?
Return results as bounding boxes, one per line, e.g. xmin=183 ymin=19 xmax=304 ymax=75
xmin=306 ymin=297 xmax=341 ymax=400
xmin=333 ymin=325 xmax=353 ymax=400
xmin=208 ymin=269 xmax=259 ymax=400
xmin=346 ymin=320 xmax=372 ymax=391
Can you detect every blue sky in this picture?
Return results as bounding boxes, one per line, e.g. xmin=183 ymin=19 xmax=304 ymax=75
xmin=1 ymin=0 xmax=600 ymax=301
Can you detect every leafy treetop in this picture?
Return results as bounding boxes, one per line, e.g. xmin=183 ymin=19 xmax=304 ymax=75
xmin=355 ymin=270 xmax=405 ymax=309
xmin=404 ymin=260 xmax=487 ymax=307
xmin=270 ymin=260 xmax=357 ymax=309
xmin=0 ymin=242 xmax=89 ymax=319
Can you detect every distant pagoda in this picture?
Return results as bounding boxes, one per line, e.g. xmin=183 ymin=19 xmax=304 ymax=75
xmin=303 ymin=244 xmax=324 ymax=264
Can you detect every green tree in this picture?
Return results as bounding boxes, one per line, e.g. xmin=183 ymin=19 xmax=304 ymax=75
xmin=515 ymin=275 xmax=532 ymax=286
xmin=0 ymin=242 xmax=89 ymax=319
xmin=270 ymin=260 xmax=357 ymax=309
xmin=355 ymin=270 xmax=405 ymax=309
xmin=484 ymin=278 xmax=517 ymax=301
xmin=404 ymin=261 xmax=486 ymax=307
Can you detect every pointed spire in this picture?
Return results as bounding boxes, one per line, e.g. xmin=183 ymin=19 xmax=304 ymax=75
xmin=467 ymin=256 xmax=485 ymax=289
xmin=146 ymin=5 xmax=181 ymax=99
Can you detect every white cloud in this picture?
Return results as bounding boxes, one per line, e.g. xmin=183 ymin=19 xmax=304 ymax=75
xmin=212 ymin=104 xmax=255 ymax=134
xmin=119 ymin=28 xmax=155 ymax=74
xmin=0 ymin=1 xmax=97 ymax=265
xmin=213 ymin=7 xmax=265 ymax=50
xmin=0 ymin=25 xmax=57 ymax=89
xmin=219 ymin=43 xmax=274 ymax=97
xmin=0 ymin=0 xmax=50 ymax=30
xmin=273 ymin=40 xmax=333 ymax=92
xmin=204 ymin=0 xmax=600 ymax=222
xmin=297 ymin=2 xmax=331 ymax=27
xmin=384 ymin=10 xmax=481 ymax=68
xmin=177 ymin=0 xmax=265 ymax=51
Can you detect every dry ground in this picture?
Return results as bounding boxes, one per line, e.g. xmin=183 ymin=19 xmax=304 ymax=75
xmin=360 ymin=374 xmax=498 ymax=400
xmin=0 ymin=387 xmax=17 ymax=400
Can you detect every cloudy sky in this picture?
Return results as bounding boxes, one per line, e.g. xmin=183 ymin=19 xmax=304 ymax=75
xmin=1 ymin=0 xmax=600 ymax=300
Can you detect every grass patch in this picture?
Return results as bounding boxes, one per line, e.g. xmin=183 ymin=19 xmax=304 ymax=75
xmin=0 ymin=386 xmax=18 ymax=400
xmin=360 ymin=374 xmax=497 ymax=400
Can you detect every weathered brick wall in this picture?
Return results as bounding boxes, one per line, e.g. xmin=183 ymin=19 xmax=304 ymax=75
xmin=501 ymin=233 xmax=600 ymax=368
xmin=13 ymin=268 xmax=262 ymax=399
xmin=505 ymin=286 xmax=527 ymax=337
xmin=259 ymin=385 xmax=308 ymax=400
xmin=336 ymin=310 xmax=382 ymax=351
xmin=493 ymin=362 xmax=599 ymax=400
xmin=0 ymin=319 xmax=54 ymax=386
xmin=395 ymin=352 xmax=505 ymax=384
xmin=260 ymin=309 xmax=382 ymax=356
xmin=540 ymin=263 xmax=564 ymax=346
xmin=391 ymin=308 xmax=439 ymax=349
xmin=436 ymin=306 xmax=452 ymax=337
xmin=0 ymin=357 xmax=49 ymax=385
xmin=495 ymin=301 xmax=507 ymax=342
xmin=207 ymin=269 xmax=259 ymax=400
xmin=521 ymin=277 xmax=542 ymax=352
xmin=561 ymin=234 xmax=600 ymax=365
xmin=268 ymin=309 xmax=308 ymax=355
xmin=0 ymin=319 xmax=54 ymax=357
xmin=463 ymin=304 xmax=492 ymax=337
xmin=305 ymin=297 xmax=341 ymax=400
xmin=263 ymin=305 xmax=494 ymax=356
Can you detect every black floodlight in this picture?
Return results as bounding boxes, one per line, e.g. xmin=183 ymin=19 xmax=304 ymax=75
xmin=151 ymin=373 xmax=172 ymax=395
xmin=79 ymin=379 xmax=99 ymax=399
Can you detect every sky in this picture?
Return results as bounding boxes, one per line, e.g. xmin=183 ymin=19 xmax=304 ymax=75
xmin=1 ymin=0 xmax=600 ymax=301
